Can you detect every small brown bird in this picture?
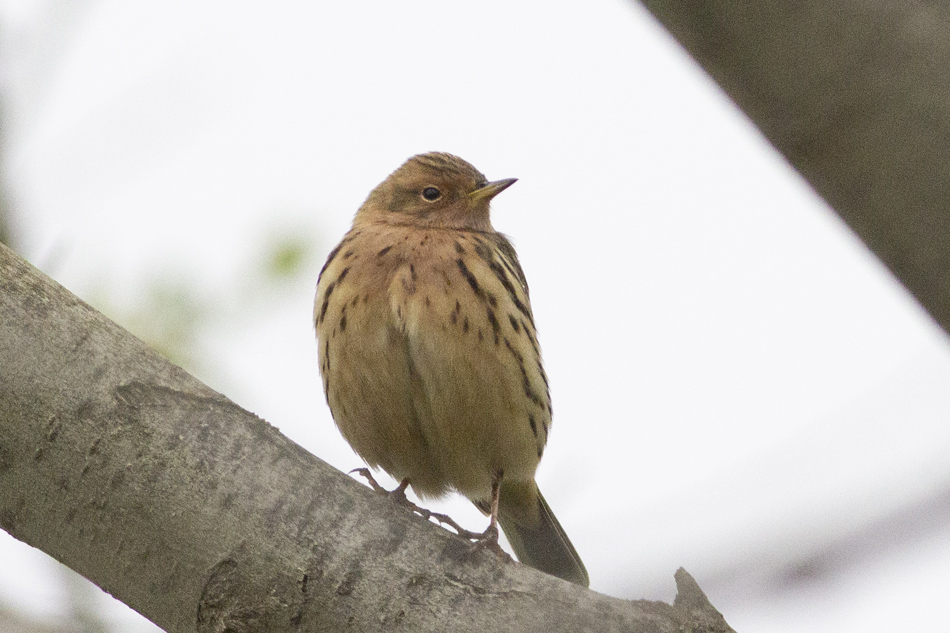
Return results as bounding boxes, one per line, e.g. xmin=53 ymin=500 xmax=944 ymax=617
xmin=314 ymin=152 xmax=588 ymax=586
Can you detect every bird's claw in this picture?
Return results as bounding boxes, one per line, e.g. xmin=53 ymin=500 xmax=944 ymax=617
xmin=349 ymin=468 xmax=431 ymax=518
xmin=349 ymin=468 xmax=389 ymax=493
xmin=465 ymin=523 xmax=511 ymax=561
xmin=349 ymin=467 xmax=509 ymax=560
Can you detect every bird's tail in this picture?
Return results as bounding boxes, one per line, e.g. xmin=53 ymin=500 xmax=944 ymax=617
xmin=497 ymin=482 xmax=589 ymax=587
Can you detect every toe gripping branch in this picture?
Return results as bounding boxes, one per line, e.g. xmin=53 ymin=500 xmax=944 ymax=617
xmin=349 ymin=468 xmax=509 ymax=558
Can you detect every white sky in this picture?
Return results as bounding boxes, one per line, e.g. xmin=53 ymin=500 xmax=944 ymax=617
xmin=3 ymin=1 xmax=950 ymax=632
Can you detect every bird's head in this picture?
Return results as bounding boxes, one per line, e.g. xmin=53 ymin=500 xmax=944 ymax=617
xmin=355 ymin=152 xmax=516 ymax=231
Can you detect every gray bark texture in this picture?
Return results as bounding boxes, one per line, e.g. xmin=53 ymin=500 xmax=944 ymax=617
xmin=0 ymin=244 xmax=733 ymax=631
xmin=637 ymin=0 xmax=950 ymax=338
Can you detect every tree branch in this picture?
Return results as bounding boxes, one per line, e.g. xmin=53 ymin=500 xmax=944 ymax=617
xmin=637 ymin=0 xmax=950 ymax=338
xmin=0 ymin=243 xmax=733 ymax=631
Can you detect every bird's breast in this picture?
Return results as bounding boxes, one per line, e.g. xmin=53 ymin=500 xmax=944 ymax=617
xmin=316 ymin=223 xmax=553 ymax=500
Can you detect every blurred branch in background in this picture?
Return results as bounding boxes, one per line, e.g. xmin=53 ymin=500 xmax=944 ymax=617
xmin=637 ymin=0 xmax=950 ymax=338
xmin=704 ymin=479 xmax=950 ymax=603
xmin=636 ymin=0 xmax=950 ymax=601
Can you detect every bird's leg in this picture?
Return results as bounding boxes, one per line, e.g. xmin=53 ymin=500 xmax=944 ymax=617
xmin=350 ymin=468 xmax=412 ymax=503
xmin=389 ymin=477 xmax=411 ymax=503
xmin=349 ymin=468 xmax=463 ymax=529
xmin=349 ymin=468 xmax=390 ymax=493
xmin=349 ymin=467 xmax=508 ymax=554
xmin=427 ymin=513 xmax=483 ymax=541
xmin=466 ymin=471 xmax=509 ymax=558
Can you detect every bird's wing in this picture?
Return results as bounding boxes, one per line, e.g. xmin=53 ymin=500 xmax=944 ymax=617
xmin=315 ymin=235 xmax=447 ymax=494
xmin=388 ymin=231 xmax=550 ymax=501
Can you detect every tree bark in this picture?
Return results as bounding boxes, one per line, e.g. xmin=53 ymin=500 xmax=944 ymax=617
xmin=0 ymin=243 xmax=732 ymax=631
xmin=637 ymin=0 xmax=950 ymax=338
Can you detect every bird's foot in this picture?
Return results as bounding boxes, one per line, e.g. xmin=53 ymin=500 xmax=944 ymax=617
xmin=349 ymin=468 xmax=509 ymax=560
xmin=422 ymin=511 xmax=482 ymax=540
xmin=465 ymin=523 xmax=511 ymax=561
xmin=350 ymin=468 xmax=441 ymax=522
xmin=350 ymin=468 xmax=411 ymax=503
xmin=349 ymin=468 xmax=389 ymax=493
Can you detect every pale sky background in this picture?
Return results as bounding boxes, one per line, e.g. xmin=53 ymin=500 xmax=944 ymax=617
xmin=3 ymin=1 xmax=950 ymax=632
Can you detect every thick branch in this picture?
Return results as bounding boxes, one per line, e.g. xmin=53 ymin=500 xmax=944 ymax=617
xmin=637 ymin=0 xmax=950 ymax=337
xmin=0 ymin=244 xmax=733 ymax=631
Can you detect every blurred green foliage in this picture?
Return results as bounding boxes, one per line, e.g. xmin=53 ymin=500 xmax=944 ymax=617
xmin=266 ymin=234 xmax=311 ymax=280
xmin=88 ymin=223 xmax=319 ymax=375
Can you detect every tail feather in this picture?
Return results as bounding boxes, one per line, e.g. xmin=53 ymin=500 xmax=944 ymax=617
xmin=497 ymin=486 xmax=589 ymax=587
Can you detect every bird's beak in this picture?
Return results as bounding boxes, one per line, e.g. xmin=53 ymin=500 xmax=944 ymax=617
xmin=469 ymin=178 xmax=518 ymax=202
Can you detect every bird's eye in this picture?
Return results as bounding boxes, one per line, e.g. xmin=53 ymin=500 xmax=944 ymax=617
xmin=422 ymin=187 xmax=441 ymax=201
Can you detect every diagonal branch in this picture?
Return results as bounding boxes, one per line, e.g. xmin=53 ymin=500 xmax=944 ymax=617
xmin=637 ymin=0 xmax=950 ymax=338
xmin=0 ymin=244 xmax=733 ymax=631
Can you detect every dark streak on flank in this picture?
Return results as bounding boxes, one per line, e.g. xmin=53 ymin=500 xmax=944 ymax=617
xmin=528 ymin=414 xmax=538 ymax=438
xmin=497 ymin=252 xmax=523 ymax=290
xmin=522 ymin=319 xmax=541 ymax=356
xmin=504 ymin=336 xmax=523 ymax=365
xmin=504 ymin=337 xmax=545 ymax=409
xmin=317 ymin=282 xmax=335 ymax=324
xmin=455 ymin=241 xmax=466 ymax=254
xmin=339 ymin=305 xmax=347 ymax=332
xmin=487 ymin=307 xmax=501 ymax=345
xmin=318 ymin=240 xmax=346 ymax=282
xmin=475 ymin=237 xmax=523 ymax=292
xmin=456 ymin=258 xmax=483 ymax=297
xmin=410 ymin=264 xmax=417 ymax=282
xmin=491 ymin=235 xmax=530 ymax=292
xmin=450 ymin=299 xmax=461 ymax=325
xmin=377 ymin=245 xmax=393 ymax=257
xmin=481 ymin=254 xmax=533 ymax=324
xmin=463 ymin=316 xmax=470 ymax=333
xmin=472 ymin=237 xmax=489 ymax=257
xmin=536 ymin=360 xmax=549 ymax=388
xmin=508 ymin=314 xmax=520 ymax=333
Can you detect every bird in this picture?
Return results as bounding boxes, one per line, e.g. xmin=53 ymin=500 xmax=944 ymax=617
xmin=314 ymin=152 xmax=588 ymax=587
